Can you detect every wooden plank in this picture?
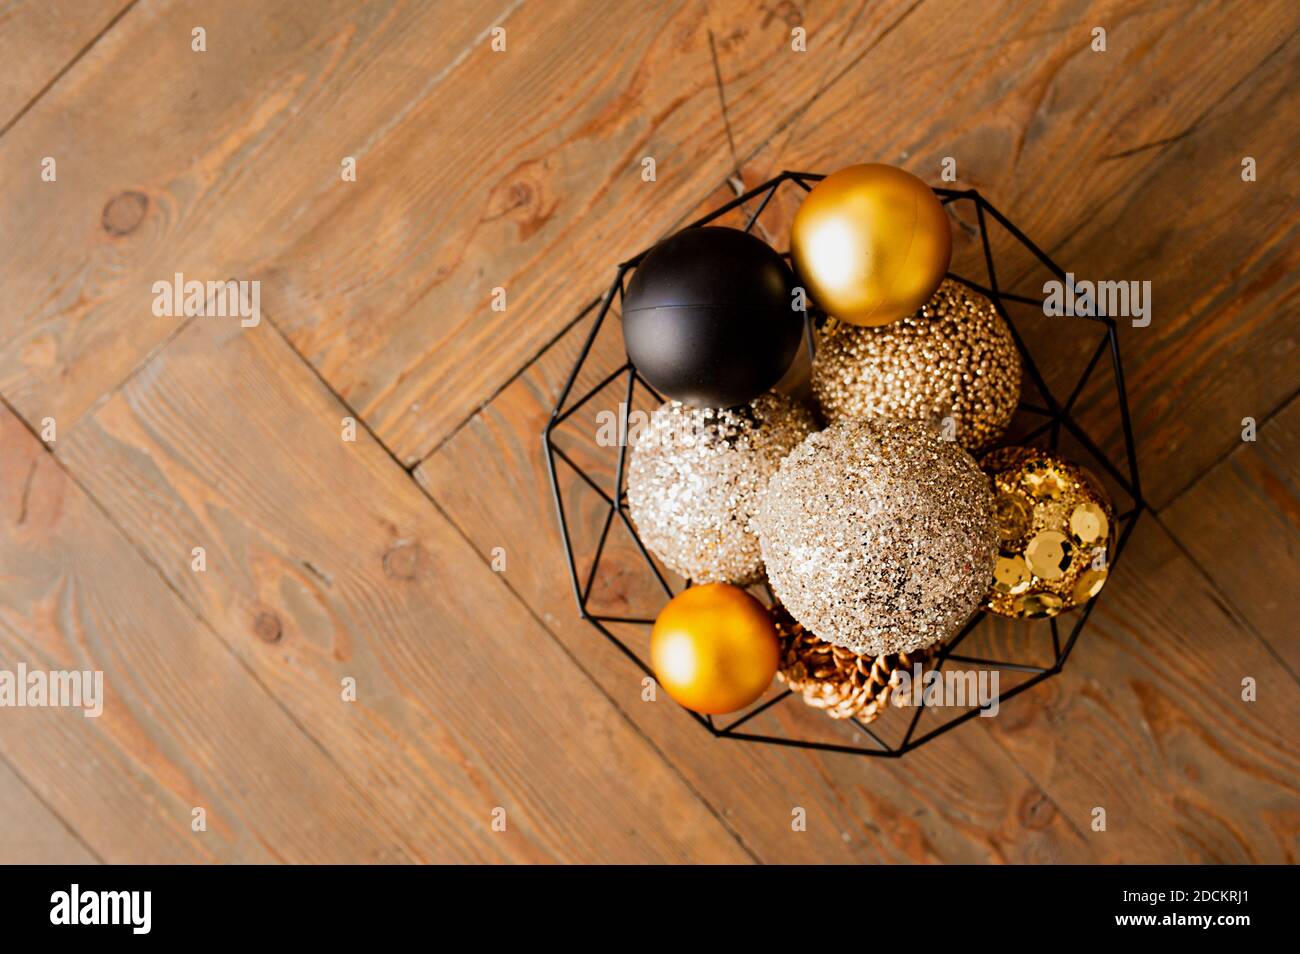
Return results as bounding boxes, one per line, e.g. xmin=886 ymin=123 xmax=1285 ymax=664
xmin=0 ymin=0 xmax=511 ymax=444
xmin=1024 ymin=25 xmax=1300 ymax=509
xmin=0 ymin=0 xmax=937 ymax=469
xmin=967 ymin=519 xmax=1300 ymax=862
xmin=725 ymin=0 xmax=1300 ymax=508
xmin=10 ymin=0 xmax=1296 ymax=864
xmin=414 ymin=302 xmax=1092 ymax=863
xmin=232 ymin=0 xmax=921 ymax=465
xmin=0 ymin=758 xmax=97 ymax=864
xmin=257 ymin=0 xmax=727 ymax=464
xmin=0 ymin=405 xmax=423 ymax=863
xmin=57 ymin=314 xmax=751 ymax=864
xmin=1163 ymin=395 xmax=1300 ymax=674
xmin=0 ymin=0 xmax=127 ymax=129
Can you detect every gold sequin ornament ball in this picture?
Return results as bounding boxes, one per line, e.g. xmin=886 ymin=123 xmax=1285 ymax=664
xmin=650 ymin=583 xmax=780 ymax=715
xmin=980 ymin=446 xmax=1117 ymax=619
xmin=627 ymin=392 xmax=816 ymax=585
xmin=771 ymin=602 xmax=939 ymax=723
xmin=790 ymin=163 xmax=952 ymax=327
xmin=757 ymin=419 xmax=997 ymax=656
xmin=812 ymin=279 xmax=1022 ymax=451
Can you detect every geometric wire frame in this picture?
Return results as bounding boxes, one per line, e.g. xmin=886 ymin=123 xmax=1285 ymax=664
xmin=544 ymin=171 xmax=1146 ymax=757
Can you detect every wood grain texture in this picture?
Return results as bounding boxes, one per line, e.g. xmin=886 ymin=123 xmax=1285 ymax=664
xmin=0 ymin=0 xmax=127 ymax=129
xmin=0 ymin=0 xmax=939 ymax=468
xmin=415 ymin=300 xmax=1091 ymax=863
xmin=1163 ymin=395 xmax=1300 ymax=674
xmin=974 ymin=519 xmax=1300 ymax=862
xmin=0 ymin=0 xmax=509 ymax=444
xmin=57 ymin=313 xmax=751 ymax=864
xmin=0 ymin=405 xmax=421 ymax=863
xmin=0 ymin=758 xmax=97 ymax=864
xmin=4 ymin=0 xmax=1297 ymax=864
xmin=723 ymin=0 xmax=1300 ymax=508
xmin=253 ymin=0 xmax=931 ymax=465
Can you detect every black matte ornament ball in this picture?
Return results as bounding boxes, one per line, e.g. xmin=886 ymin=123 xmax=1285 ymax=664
xmin=622 ymin=226 xmax=802 ymax=408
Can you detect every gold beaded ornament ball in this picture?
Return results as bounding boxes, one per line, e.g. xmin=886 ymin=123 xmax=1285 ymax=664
xmin=627 ymin=392 xmax=817 ymax=585
xmin=981 ymin=446 xmax=1117 ymax=619
xmin=757 ymin=418 xmax=997 ymax=656
xmin=812 ymin=279 xmax=1021 ymax=451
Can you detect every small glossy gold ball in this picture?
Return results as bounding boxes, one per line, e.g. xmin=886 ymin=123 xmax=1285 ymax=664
xmin=650 ymin=583 xmax=780 ymax=714
xmin=791 ymin=164 xmax=952 ymax=327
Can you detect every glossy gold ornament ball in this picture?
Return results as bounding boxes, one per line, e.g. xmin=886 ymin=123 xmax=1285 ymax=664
xmin=791 ymin=163 xmax=952 ymax=327
xmin=981 ymin=446 xmax=1117 ymax=619
xmin=650 ymin=583 xmax=780 ymax=715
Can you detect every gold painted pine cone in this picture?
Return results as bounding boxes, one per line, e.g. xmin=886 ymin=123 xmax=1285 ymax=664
xmin=771 ymin=604 xmax=940 ymax=723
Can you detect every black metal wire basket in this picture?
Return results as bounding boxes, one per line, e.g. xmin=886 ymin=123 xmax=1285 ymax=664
xmin=544 ymin=171 xmax=1145 ymax=757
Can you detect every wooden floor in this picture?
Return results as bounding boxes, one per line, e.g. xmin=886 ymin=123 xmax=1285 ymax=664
xmin=1 ymin=0 xmax=1297 ymax=864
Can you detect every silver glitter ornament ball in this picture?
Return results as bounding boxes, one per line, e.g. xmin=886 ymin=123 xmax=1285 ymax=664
xmin=757 ymin=419 xmax=996 ymax=655
xmin=627 ymin=392 xmax=816 ymax=585
xmin=811 ymin=279 xmax=1021 ymax=451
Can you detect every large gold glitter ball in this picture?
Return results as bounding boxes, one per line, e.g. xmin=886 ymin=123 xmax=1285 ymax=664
xmin=757 ymin=419 xmax=996 ymax=656
xmin=791 ymin=163 xmax=952 ymax=327
xmin=650 ymin=583 xmax=780 ymax=715
xmin=627 ymin=392 xmax=817 ymax=585
xmin=811 ymin=279 xmax=1021 ymax=450
xmin=981 ymin=447 xmax=1117 ymax=618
